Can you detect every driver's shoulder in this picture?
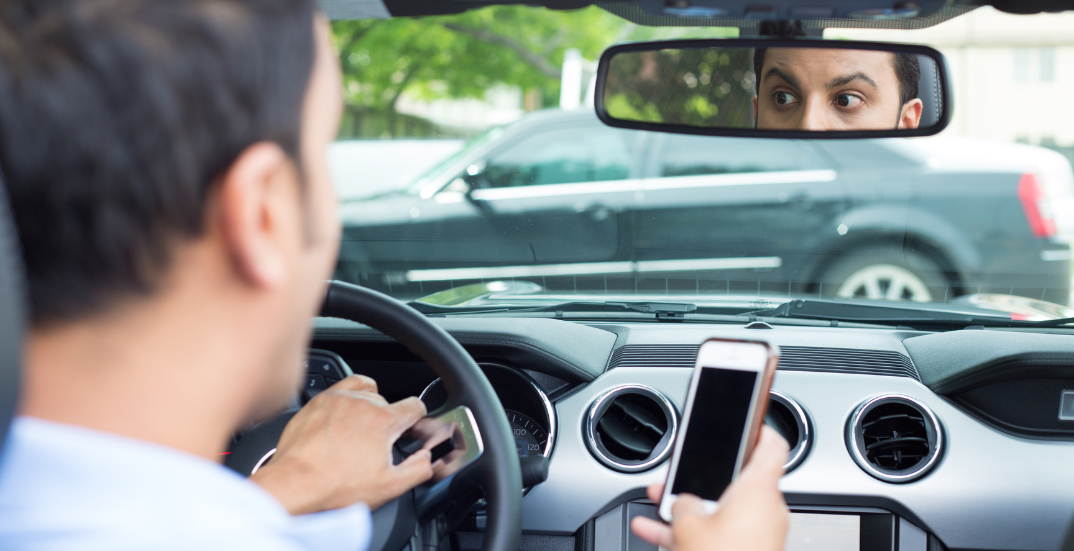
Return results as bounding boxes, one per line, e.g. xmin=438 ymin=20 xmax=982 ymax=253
xmin=0 ymin=417 xmax=301 ymax=549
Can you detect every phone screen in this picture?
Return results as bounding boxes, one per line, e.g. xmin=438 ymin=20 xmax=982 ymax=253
xmin=669 ymin=366 xmax=760 ymax=501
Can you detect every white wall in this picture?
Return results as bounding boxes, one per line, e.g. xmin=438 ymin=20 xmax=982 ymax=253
xmin=329 ymin=139 xmax=464 ymax=200
xmin=829 ymin=7 xmax=1074 ymax=148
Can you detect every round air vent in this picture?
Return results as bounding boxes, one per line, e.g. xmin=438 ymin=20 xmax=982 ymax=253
xmin=766 ymin=391 xmax=811 ymax=473
xmin=586 ymin=385 xmax=677 ymax=472
xmin=846 ymin=394 xmax=943 ymax=483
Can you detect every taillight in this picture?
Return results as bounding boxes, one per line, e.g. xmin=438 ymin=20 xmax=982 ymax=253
xmin=1018 ymin=173 xmax=1056 ymax=238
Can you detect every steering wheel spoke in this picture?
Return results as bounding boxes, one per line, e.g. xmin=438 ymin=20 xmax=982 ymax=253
xmin=408 ymin=406 xmax=486 ymax=520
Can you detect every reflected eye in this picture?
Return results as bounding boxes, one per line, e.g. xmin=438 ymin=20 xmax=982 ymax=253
xmin=835 ymin=94 xmax=864 ymax=108
xmin=773 ymin=91 xmax=799 ymax=106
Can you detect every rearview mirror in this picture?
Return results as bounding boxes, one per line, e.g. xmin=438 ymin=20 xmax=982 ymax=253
xmin=595 ymin=39 xmax=951 ymax=139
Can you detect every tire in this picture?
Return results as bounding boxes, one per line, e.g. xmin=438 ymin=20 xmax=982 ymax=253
xmin=816 ymin=246 xmax=949 ymax=303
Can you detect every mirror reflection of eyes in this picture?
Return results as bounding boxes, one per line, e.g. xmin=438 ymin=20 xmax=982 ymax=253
xmin=773 ymin=91 xmax=799 ymax=107
xmin=834 ymin=94 xmax=864 ymax=109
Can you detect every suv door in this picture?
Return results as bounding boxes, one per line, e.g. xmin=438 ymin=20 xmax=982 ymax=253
xmin=631 ymin=134 xmax=844 ymax=288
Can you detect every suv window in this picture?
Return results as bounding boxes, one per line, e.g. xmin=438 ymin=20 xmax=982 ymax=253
xmin=659 ymin=135 xmax=829 ymax=177
xmin=482 ymin=125 xmax=634 ymax=188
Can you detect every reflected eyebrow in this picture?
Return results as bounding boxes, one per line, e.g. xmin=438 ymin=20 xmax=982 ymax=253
xmin=762 ymin=67 xmax=800 ymax=90
xmin=827 ymin=72 xmax=879 ymax=91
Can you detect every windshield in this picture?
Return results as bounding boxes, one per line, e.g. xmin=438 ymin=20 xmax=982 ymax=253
xmin=330 ymin=7 xmax=1074 ymax=323
xmin=402 ymin=126 xmax=504 ymax=197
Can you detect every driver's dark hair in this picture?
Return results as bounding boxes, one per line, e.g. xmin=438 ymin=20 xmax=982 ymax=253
xmin=753 ymin=48 xmax=920 ymax=106
xmin=0 ymin=0 xmax=318 ymax=327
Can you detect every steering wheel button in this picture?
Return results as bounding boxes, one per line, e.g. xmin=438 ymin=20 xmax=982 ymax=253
xmin=303 ymin=374 xmax=328 ymax=401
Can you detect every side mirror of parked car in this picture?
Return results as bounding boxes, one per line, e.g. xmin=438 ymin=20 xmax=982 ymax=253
xmin=595 ymin=38 xmax=951 ymax=139
xmin=460 ymin=161 xmax=492 ymax=201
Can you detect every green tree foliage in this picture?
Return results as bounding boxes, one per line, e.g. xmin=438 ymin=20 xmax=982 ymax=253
xmin=331 ymin=6 xmax=623 ymax=137
xmin=604 ymin=46 xmax=756 ymax=129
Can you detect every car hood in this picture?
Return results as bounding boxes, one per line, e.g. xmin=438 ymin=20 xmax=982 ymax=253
xmin=411 ymin=281 xmax=1032 ymax=320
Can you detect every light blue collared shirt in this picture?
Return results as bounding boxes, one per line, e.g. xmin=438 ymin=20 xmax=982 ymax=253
xmin=0 ymin=417 xmax=372 ymax=551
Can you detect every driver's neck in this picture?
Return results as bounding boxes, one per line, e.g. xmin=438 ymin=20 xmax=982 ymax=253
xmin=19 ymin=243 xmax=275 ymax=461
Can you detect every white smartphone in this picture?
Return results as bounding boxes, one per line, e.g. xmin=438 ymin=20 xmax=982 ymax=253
xmin=659 ymin=338 xmax=779 ymax=522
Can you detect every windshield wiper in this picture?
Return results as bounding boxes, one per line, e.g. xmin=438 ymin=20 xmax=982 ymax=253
xmin=413 ymin=297 xmax=1074 ymax=330
xmin=748 ymin=299 xmax=1016 ymax=329
xmin=411 ymin=299 xmax=742 ymax=321
xmin=603 ymin=301 xmax=697 ymax=320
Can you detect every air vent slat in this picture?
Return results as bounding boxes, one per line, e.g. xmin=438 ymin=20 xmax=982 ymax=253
xmin=597 ymin=415 xmax=656 ymax=458
xmin=609 ymin=344 xmax=918 ymax=380
xmin=864 ymin=436 xmax=929 ymax=451
xmin=609 ymin=399 xmax=666 ymax=437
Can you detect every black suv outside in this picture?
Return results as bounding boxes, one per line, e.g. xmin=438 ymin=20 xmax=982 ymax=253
xmin=335 ymin=109 xmax=1072 ymax=305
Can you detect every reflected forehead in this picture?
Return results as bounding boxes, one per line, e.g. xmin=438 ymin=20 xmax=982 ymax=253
xmin=764 ymin=48 xmax=894 ymax=81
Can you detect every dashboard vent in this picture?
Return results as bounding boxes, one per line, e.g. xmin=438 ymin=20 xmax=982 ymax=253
xmin=586 ymin=385 xmax=677 ymax=472
xmin=609 ymin=344 xmax=918 ymax=380
xmin=766 ymin=392 xmax=812 ymax=473
xmin=847 ymin=395 xmax=943 ymax=483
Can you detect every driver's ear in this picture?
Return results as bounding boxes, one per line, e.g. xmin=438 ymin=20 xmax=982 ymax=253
xmin=899 ymin=98 xmax=924 ymax=130
xmin=214 ymin=142 xmax=300 ymax=290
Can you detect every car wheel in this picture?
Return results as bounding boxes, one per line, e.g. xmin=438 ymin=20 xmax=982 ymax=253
xmin=817 ymin=247 xmax=948 ymax=303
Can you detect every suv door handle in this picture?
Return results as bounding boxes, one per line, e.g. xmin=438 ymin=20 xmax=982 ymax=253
xmin=786 ymin=191 xmax=814 ymax=211
xmin=579 ymin=203 xmax=614 ymax=222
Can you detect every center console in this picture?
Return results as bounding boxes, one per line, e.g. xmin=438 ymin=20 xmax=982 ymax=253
xmin=584 ymin=502 xmax=944 ymax=551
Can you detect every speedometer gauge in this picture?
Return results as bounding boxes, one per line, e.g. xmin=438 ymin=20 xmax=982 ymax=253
xmin=421 ymin=362 xmax=557 ymax=463
xmin=507 ymin=410 xmax=547 ymax=458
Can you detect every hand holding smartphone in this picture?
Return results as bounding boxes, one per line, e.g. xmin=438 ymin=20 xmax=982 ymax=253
xmin=659 ymin=338 xmax=778 ymax=521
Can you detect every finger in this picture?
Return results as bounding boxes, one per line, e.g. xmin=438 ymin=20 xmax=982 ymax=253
xmin=330 ymin=389 xmax=389 ymax=407
xmin=759 ymin=424 xmax=791 ymax=454
xmin=630 ymin=516 xmax=674 ymax=549
xmin=392 ymin=448 xmax=434 ymax=492
xmin=386 ymin=397 xmax=428 ymax=436
xmin=671 ymin=494 xmax=708 ymax=522
xmin=330 ymin=374 xmax=379 ymax=394
xmin=646 ymin=483 xmax=664 ymax=505
xmin=420 ymin=421 xmax=455 ymax=451
xmin=741 ymin=426 xmax=790 ymax=484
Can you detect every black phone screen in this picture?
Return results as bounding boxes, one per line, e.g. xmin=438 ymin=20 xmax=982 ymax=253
xmin=669 ymin=367 xmax=760 ymax=501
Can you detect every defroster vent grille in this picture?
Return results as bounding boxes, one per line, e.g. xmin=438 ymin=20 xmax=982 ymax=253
xmin=608 ymin=344 xmax=918 ymax=380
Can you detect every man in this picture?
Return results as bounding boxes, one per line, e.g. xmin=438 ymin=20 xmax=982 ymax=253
xmin=0 ymin=1 xmax=789 ymax=550
xmin=0 ymin=1 xmax=432 ymax=548
xmin=753 ymin=47 xmax=923 ymax=131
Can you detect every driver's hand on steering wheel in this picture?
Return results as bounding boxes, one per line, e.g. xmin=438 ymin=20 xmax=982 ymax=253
xmin=630 ymin=426 xmax=790 ymax=551
xmin=250 ymin=375 xmax=434 ymax=515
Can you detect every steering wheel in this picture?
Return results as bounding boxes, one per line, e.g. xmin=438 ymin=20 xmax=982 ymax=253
xmin=232 ymin=281 xmax=522 ymax=551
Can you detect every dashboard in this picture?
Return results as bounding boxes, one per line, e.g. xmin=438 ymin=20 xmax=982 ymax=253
xmin=304 ymin=316 xmax=1074 ymax=551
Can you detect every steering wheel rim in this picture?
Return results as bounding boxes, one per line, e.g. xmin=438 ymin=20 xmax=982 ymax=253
xmin=319 ymin=280 xmax=522 ymax=551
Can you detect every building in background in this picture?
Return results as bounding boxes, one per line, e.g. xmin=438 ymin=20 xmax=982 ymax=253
xmin=831 ymin=7 xmax=1074 ymax=165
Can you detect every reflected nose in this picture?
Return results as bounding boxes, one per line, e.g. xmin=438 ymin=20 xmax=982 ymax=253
xmin=797 ymin=99 xmax=829 ymax=131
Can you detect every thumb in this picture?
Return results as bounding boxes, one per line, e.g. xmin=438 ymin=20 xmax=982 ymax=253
xmin=671 ymin=494 xmax=708 ymax=522
xmin=740 ymin=426 xmax=789 ymax=486
xmin=392 ymin=449 xmax=434 ymax=492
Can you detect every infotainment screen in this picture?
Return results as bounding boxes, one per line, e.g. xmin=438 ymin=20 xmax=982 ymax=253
xmin=786 ymin=513 xmax=861 ymax=551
